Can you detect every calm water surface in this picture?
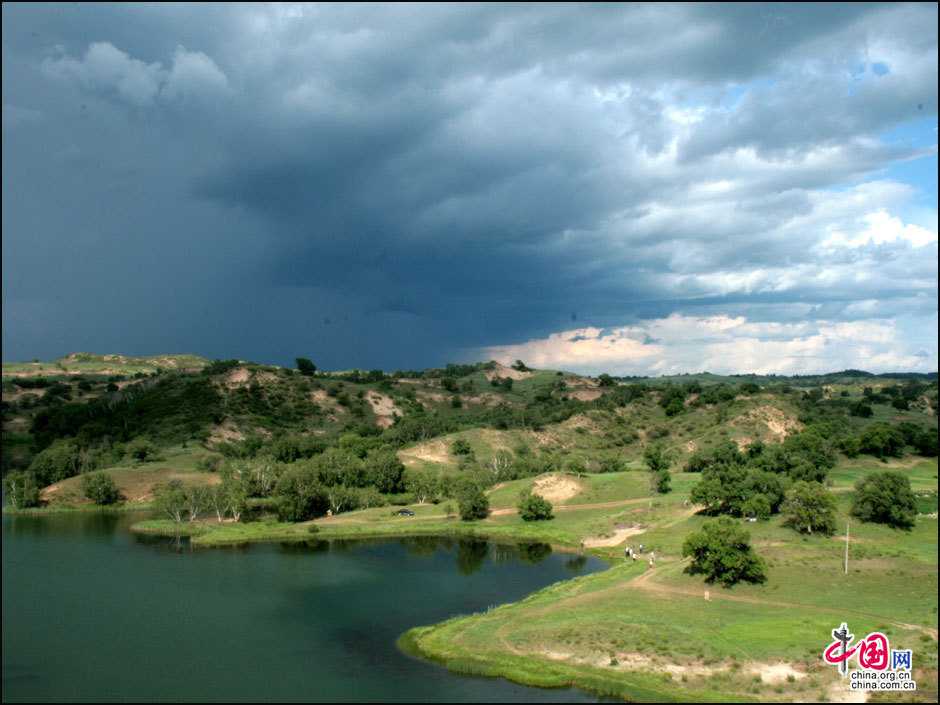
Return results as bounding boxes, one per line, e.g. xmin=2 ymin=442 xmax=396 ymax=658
xmin=2 ymin=512 xmax=606 ymax=702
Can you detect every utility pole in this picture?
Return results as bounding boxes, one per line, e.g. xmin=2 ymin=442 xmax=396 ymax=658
xmin=844 ymin=520 xmax=850 ymax=575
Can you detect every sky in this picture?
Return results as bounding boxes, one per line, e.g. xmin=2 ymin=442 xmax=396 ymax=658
xmin=2 ymin=2 xmax=937 ymax=376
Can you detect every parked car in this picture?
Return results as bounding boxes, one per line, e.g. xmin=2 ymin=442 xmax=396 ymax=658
xmin=395 ymin=508 xmax=416 ymax=517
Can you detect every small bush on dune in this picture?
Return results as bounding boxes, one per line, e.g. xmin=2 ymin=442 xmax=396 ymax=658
xmin=518 ymin=491 xmax=554 ymax=521
xmin=81 ymin=472 xmax=121 ymax=505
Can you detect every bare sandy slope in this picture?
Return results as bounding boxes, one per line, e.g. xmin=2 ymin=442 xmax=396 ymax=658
xmin=532 ymin=473 xmax=583 ymax=502
xmin=485 ymin=362 xmax=533 ymax=381
xmin=365 ymin=390 xmax=401 ymax=428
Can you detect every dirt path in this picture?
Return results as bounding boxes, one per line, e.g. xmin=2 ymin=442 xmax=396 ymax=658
xmin=582 ymin=526 xmax=645 ymax=548
xmin=487 ymin=496 xmax=653 ymax=518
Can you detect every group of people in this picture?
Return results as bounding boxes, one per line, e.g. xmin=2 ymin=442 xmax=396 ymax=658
xmin=625 ymin=544 xmax=655 ymax=566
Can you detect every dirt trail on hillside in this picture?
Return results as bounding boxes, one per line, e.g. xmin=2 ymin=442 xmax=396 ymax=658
xmin=582 ymin=526 xmax=646 ymax=548
xmin=488 ymin=496 xmax=652 ymax=517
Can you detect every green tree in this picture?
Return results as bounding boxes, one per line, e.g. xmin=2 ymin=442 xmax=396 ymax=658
xmin=518 ymin=492 xmax=554 ymax=521
xmin=457 ymin=485 xmax=490 ymax=521
xmin=296 ymin=357 xmax=317 ymax=376
xmin=782 ymin=481 xmax=837 ymax=535
xmin=274 ymin=465 xmax=329 ymax=522
xmin=451 ymin=438 xmax=473 ymax=456
xmin=127 ymin=437 xmax=158 ymax=462
xmin=27 ymin=439 xmax=83 ymax=486
xmin=741 ymin=493 xmax=771 ymax=520
xmin=643 ymin=443 xmax=671 ymax=474
xmin=154 ymin=480 xmax=188 ymax=523
xmin=364 ymin=451 xmax=405 ymax=494
xmin=223 ymin=480 xmax=248 ymax=521
xmin=80 ymin=472 xmax=120 ymax=505
xmin=651 ymin=469 xmax=672 ymax=494
xmin=325 ymin=485 xmax=362 ymax=514
xmin=682 ymin=517 xmax=767 ymax=587
xmin=405 ymin=470 xmax=442 ymax=504
xmin=684 ymin=440 xmax=743 ymax=473
xmin=690 ymin=466 xmax=787 ymax=517
xmin=4 ymin=472 xmax=41 ymax=509
xmin=311 ymin=448 xmax=366 ymax=487
xmin=857 ymin=424 xmax=906 ymax=459
xmin=184 ymin=485 xmax=210 ymax=521
xmin=852 ymin=471 xmax=917 ymax=529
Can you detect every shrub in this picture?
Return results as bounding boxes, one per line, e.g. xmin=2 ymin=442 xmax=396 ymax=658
xmin=643 ymin=443 xmax=671 ymax=473
xmin=457 ymin=485 xmax=490 ymax=521
xmin=651 ymin=469 xmax=672 ymax=494
xmin=451 ymin=438 xmax=473 ymax=456
xmin=196 ymin=453 xmax=223 ymax=472
xmin=296 ymin=358 xmax=317 ymax=376
xmin=127 ymin=437 xmax=158 ymax=462
xmin=81 ymin=472 xmax=121 ymax=505
xmin=518 ymin=492 xmax=554 ymax=521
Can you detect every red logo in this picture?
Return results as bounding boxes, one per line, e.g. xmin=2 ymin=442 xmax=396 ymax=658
xmin=824 ymin=623 xmax=891 ymax=674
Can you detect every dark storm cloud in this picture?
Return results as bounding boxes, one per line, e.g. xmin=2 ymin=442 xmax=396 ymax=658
xmin=2 ymin=3 xmax=937 ymax=372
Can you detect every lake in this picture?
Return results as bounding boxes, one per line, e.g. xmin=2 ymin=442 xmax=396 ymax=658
xmin=2 ymin=513 xmax=606 ymax=702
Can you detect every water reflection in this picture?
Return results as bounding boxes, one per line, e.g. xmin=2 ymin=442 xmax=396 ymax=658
xmin=3 ymin=513 xmax=606 ymax=702
xmin=518 ymin=542 xmax=552 ymax=564
xmin=456 ymin=539 xmax=489 ymax=575
xmin=565 ymin=554 xmax=589 ymax=572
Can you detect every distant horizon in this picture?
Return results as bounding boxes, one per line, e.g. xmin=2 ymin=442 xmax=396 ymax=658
xmin=2 ymin=350 xmax=937 ymax=380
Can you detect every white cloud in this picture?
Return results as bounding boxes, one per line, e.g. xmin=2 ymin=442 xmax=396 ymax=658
xmin=483 ymin=314 xmax=937 ymax=376
xmin=42 ymin=42 xmax=166 ymax=107
xmin=822 ymin=209 xmax=937 ymax=248
xmin=41 ymin=42 xmax=228 ymax=107
xmin=162 ymin=46 xmax=230 ymax=102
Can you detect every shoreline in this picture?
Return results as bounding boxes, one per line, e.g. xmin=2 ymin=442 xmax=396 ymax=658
xmin=3 ymin=502 xmax=155 ymax=516
xmin=127 ymin=515 xmax=614 ymax=558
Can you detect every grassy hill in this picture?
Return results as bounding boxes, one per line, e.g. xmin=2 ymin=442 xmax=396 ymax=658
xmin=3 ymin=353 xmax=938 ymax=700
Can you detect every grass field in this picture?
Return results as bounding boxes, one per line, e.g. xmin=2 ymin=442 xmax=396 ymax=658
xmin=20 ymin=446 xmax=219 ymax=510
xmin=128 ymin=455 xmax=938 ymax=701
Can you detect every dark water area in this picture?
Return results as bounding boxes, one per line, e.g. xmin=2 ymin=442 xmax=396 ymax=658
xmin=2 ymin=512 xmax=606 ymax=702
